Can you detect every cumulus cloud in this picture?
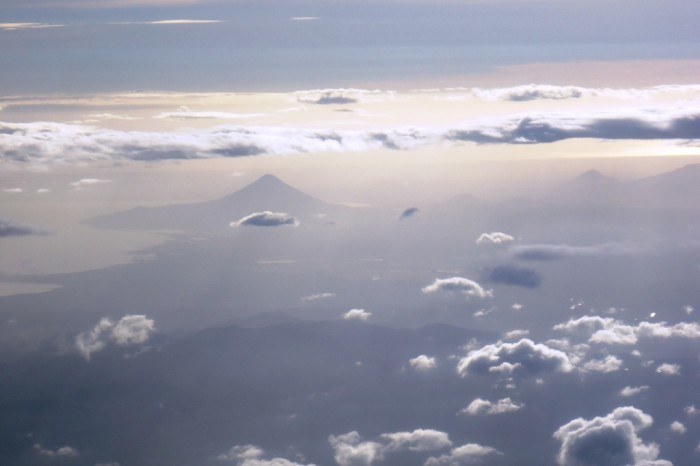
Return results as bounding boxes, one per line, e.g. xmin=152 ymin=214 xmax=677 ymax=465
xmin=232 ymin=211 xmax=299 ymax=227
xmin=555 ymin=316 xmax=700 ymax=345
xmin=424 ymin=444 xmax=501 ymax=466
xmin=476 ymin=232 xmax=514 ymax=245
xmin=399 ymin=207 xmax=419 ymax=220
xmin=553 ymin=407 xmax=669 ymax=466
xmin=503 ymin=329 xmax=529 ymax=340
xmin=422 ymin=277 xmax=492 ymax=299
xmin=33 ymin=444 xmax=79 ymax=458
xmin=301 ymin=292 xmax=336 ymax=302
xmin=581 ymin=355 xmax=623 ymax=373
xmin=409 ymin=354 xmax=437 ymax=371
xmin=460 ymin=397 xmax=523 ymax=415
xmin=483 ymin=264 xmax=542 ymax=289
xmin=329 ymin=429 xmax=453 ymax=466
xmin=75 ymin=314 xmax=155 ymax=360
xmin=342 ymin=309 xmax=371 ymax=321
xmin=457 ymin=339 xmax=573 ymax=377
xmin=216 ymin=444 xmax=314 ymax=465
xmin=4 ymin=106 xmax=700 ymax=167
xmin=656 ymin=363 xmax=680 ymax=375
xmin=620 ymin=386 xmax=649 ymax=397
xmin=0 ymin=217 xmax=48 ymax=237
xmin=670 ymin=421 xmax=686 ymax=435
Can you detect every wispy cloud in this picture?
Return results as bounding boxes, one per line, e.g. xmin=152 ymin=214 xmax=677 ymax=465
xmin=0 ymin=22 xmax=64 ymax=31
xmin=112 ymin=19 xmax=223 ymax=25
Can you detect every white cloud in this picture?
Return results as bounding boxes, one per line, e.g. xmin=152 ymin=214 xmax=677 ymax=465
xmin=33 ymin=444 xmax=79 ymax=458
xmin=422 ymin=277 xmax=492 ymax=299
xmin=0 ymin=22 xmax=64 ymax=31
xmin=232 ymin=211 xmax=298 ymax=228
xmin=656 ymin=363 xmax=681 ymax=375
xmin=581 ymin=355 xmax=623 ymax=373
xmin=114 ymin=19 xmax=223 ymax=25
xmin=290 ymin=17 xmax=319 ymax=21
xmin=619 ymin=386 xmax=649 ymax=397
xmin=685 ymin=405 xmax=700 ymax=417
xmin=328 ymin=432 xmax=383 ymax=466
xmin=380 ymin=429 xmax=452 ymax=453
xmin=476 ymin=232 xmax=514 ymax=245
xmin=70 ymin=178 xmax=111 ymax=189
xmin=460 ymin=397 xmax=523 ymax=415
xmin=301 ymin=292 xmax=336 ymax=302
xmin=457 ymin=339 xmax=573 ymax=377
xmin=553 ymin=407 xmax=669 ymax=466
xmin=2 ymin=187 xmax=23 ymax=193
xmin=75 ymin=314 xmax=155 ymax=360
xmin=155 ymin=111 xmax=266 ymax=120
xmin=670 ymin=421 xmax=686 ymax=435
xmin=503 ymin=329 xmax=529 ymax=340
xmin=409 ymin=355 xmax=437 ymax=371
xmin=424 ymin=443 xmax=501 ymax=465
xmin=555 ymin=316 xmax=700 ymax=346
xmin=342 ymin=309 xmax=371 ymax=321
xmin=216 ymin=444 xmax=315 ymax=465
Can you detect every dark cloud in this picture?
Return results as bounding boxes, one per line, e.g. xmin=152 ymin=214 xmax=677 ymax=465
xmin=399 ymin=207 xmax=419 ymax=220
xmin=511 ymin=243 xmax=634 ymax=261
xmin=0 ymin=217 xmax=48 ymax=237
xmin=484 ymin=264 xmax=542 ymax=289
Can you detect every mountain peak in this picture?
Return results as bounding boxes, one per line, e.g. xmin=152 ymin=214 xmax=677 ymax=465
xmin=572 ymin=169 xmax=615 ymax=183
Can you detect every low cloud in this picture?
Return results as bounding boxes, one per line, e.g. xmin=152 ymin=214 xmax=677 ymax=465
xmin=670 ymin=421 xmax=686 ymax=435
xmin=70 ymin=178 xmax=111 ymax=189
xmin=620 ymin=386 xmax=649 ymax=397
xmin=476 ymin=232 xmax=514 ymax=245
xmin=115 ymin=20 xmax=224 ymax=26
xmin=399 ymin=207 xmax=419 ymax=220
xmin=232 ymin=211 xmax=299 ymax=228
xmin=343 ymin=309 xmax=371 ymax=321
xmin=409 ymin=354 xmax=437 ymax=371
xmin=329 ymin=429 xmax=453 ymax=466
xmin=301 ymin=292 xmax=336 ymax=302
xmin=0 ymin=218 xmax=48 ymax=237
xmin=457 ymin=339 xmax=573 ymax=377
xmin=656 ymin=363 xmax=680 ymax=375
xmin=75 ymin=314 xmax=155 ymax=360
xmin=216 ymin=444 xmax=314 ymax=465
xmin=33 ymin=444 xmax=79 ymax=458
xmin=295 ymin=89 xmax=372 ymax=105
xmin=553 ymin=407 xmax=669 ymax=466
xmin=503 ymin=329 xmax=529 ymax=340
xmin=484 ymin=264 xmax=542 ymax=289
xmin=422 ymin=277 xmax=493 ymax=299
xmin=5 ymin=106 xmax=699 ymax=167
xmin=555 ymin=316 xmax=700 ymax=345
xmin=424 ymin=444 xmax=501 ymax=466
xmin=460 ymin=397 xmax=523 ymax=415
xmin=0 ymin=22 xmax=64 ymax=31
xmin=581 ymin=355 xmax=623 ymax=373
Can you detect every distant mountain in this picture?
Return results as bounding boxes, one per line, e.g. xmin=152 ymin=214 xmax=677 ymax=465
xmin=87 ymin=174 xmax=348 ymax=232
xmin=546 ymin=164 xmax=700 ymax=209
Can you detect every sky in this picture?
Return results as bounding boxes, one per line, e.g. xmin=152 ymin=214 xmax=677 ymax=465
xmin=1 ymin=1 xmax=700 ymax=466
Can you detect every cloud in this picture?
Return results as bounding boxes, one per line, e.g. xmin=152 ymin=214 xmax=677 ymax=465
xmin=409 ymin=354 xmax=437 ymax=371
xmin=670 ymin=421 xmax=686 ymax=435
xmin=216 ymin=444 xmax=314 ymax=465
xmin=503 ymin=329 xmax=529 ymax=340
xmin=4 ymin=106 xmax=700 ymax=167
xmin=290 ymin=17 xmax=319 ymax=21
xmin=684 ymin=405 xmax=700 ymax=417
xmin=460 ymin=397 xmax=523 ymax=415
xmin=511 ymin=242 xmax=635 ymax=261
xmin=114 ymin=19 xmax=223 ymax=25
xmin=476 ymin=232 xmax=514 ymax=245
xmin=294 ymin=89 xmax=372 ymax=105
xmin=0 ymin=22 xmax=64 ymax=31
xmin=155 ymin=110 xmax=266 ymax=120
xmin=483 ymin=264 xmax=542 ymax=289
xmin=555 ymin=316 xmax=700 ymax=346
xmin=75 ymin=314 xmax=155 ymax=360
xmin=581 ymin=355 xmax=623 ymax=373
xmin=457 ymin=339 xmax=573 ymax=377
xmin=342 ymin=309 xmax=371 ymax=321
xmin=619 ymin=386 xmax=649 ymax=397
xmin=424 ymin=444 xmax=501 ymax=466
xmin=422 ymin=277 xmax=493 ymax=299
xmin=329 ymin=429 xmax=453 ymax=466
xmin=0 ymin=218 xmax=48 ymax=237
xmin=33 ymin=444 xmax=79 ymax=458
xmin=3 ymin=187 xmax=23 ymax=193
xmin=232 ymin=211 xmax=299 ymax=228
xmin=399 ymin=207 xmax=419 ymax=220
xmin=554 ymin=407 xmax=670 ymax=466
xmin=70 ymin=178 xmax=111 ymax=189
xmin=301 ymin=292 xmax=336 ymax=302
xmin=656 ymin=363 xmax=680 ymax=376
